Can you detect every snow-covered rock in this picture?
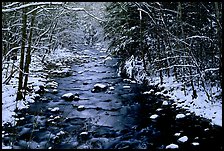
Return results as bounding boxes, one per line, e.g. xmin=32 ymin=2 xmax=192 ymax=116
xmin=74 ymin=93 xmax=80 ymax=101
xmin=49 ymin=107 xmax=60 ymax=112
xmin=80 ymin=132 xmax=88 ymax=135
xmin=109 ymin=86 xmax=115 ymax=90
xmin=174 ymin=133 xmax=181 ymax=137
xmin=156 ymin=108 xmax=163 ymax=112
xmin=155 ymin=92 xmax=163 ymax=96
xmin=61 ymin=93 xmax=74 ymax=100
xmin=94 ymin=83 xmax=107 ymax=89
xmin=177 ymin=136 xmax=188 ymax=143
xmin=123 ymin=79 xmax=132 ymax=83
xmin=192 ymin=142 xmax=199 ymax=146
xmin=165 ymin=143 xmax=179 ymax=149
xmin=79 ymin=131 xmax=89 ymax=141
xmin=77 ymin=105 xmax=85 ymax=111
xmin=162 ymin=101 xmax=169 ymax=106
xmin=52 ymin=89 xmax=58 ymax=94
xmin=123 ymin=85 xmax=131 ymax=89
xmin=92 ymin=83 xmax=108 ymax=93
xmin=130 ymin=80 xmax=136 ymax=84
xmin=45 ymin=81 xmax=58 ymax=89
xmin=50 ymin=68 xmax=73 ymax=77
xmin=56 ymin=131 xmax=65 ymax=136
xmin=104 ymin=56 xmax=112 ymax=63
xmin=176 ymin=114 xmax=186 ymax=119
xmin=150 ymin=114 xmax=159 ymax=119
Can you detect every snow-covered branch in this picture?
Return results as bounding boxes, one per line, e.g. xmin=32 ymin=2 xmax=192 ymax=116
xmin=2 ymin=2 xmax=64 ymax=13
xmin=156 ymin=64 xmax=196 ymax=72
xmin=63 ymin=6 xmax=106 ymax=22
xmin=186 ymin=35 xmax=213 ymax=42
xmin=154 ymin=56 xmax=190 ymax=62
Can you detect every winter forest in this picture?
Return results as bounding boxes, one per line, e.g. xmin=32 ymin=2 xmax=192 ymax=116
xmin=2 ymin=2 xmax=222 ymax=149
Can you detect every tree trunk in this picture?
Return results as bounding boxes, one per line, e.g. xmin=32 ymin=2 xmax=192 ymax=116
xmin=23 ymin=10 xmax=36 ymax=100
xmin=16 ymin=4 xmax=27 ymax=101
xmin=214 ymin=2 xmax=222 ymax=83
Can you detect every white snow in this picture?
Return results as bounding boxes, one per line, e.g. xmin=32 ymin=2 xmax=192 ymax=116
xmin=177 ymin=136 xmax=188 ymax=143
xmin=165 ymin=143 xmax=179 ymax=149
xmin=176 ymin=114 xmax=186 ymax=119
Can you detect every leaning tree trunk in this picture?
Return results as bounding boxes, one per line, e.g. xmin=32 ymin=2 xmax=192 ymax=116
xmin=16 ymin=4 xmax=27 ymax=101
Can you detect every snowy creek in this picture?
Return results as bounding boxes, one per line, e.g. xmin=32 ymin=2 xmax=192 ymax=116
xmin=2 ymin=47 xmax=222 ymax=149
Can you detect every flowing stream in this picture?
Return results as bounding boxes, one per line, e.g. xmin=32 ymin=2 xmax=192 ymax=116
xmin=2 ymin=46 xmax=222 ymax=149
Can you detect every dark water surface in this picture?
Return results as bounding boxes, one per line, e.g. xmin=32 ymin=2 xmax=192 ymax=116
xmin=2 ymin=47 xmax=222 ymax=150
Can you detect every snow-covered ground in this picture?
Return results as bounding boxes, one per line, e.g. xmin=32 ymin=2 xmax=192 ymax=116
xmin=2 ymin=47 xmax=80 ymax=127
xmin=121 ymin=55 xmax=222 ymax=127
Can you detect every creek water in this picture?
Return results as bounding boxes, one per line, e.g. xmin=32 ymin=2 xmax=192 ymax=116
xmin=2 ymin=47 xmax=222 ymax=150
